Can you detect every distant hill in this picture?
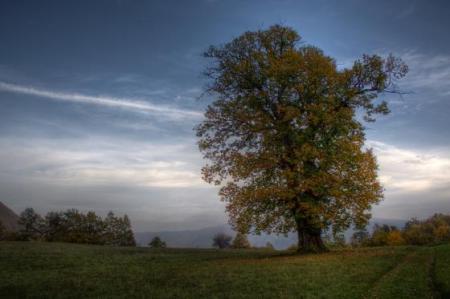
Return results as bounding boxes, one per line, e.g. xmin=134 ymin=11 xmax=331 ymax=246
xmin=135 ymin=218 xmax=407 ymax=249
xmin=0 ymin=201 xmax=20 ymax=232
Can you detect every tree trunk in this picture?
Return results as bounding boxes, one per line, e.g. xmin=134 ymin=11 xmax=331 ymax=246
xmin=296 ymin=221 xmax=328 ymax=253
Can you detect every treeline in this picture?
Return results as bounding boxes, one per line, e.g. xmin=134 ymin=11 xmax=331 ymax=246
xmin=0 ymin=208 xmax=135 ymax=246
xmin=351 ymin=213 xmax=450 ymax=247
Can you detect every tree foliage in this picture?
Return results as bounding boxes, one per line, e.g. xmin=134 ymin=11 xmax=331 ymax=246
xmin=103 ymin=212 xmax=136 ymax=246
xmin=15 ymin=208 xmax=135 ymax=246
xmin=402 ymin=214 xmax=450 ymax=245
xmin=196 ymin=25 xmax=407 ymax=252
xmin=18 ymin=208 xmax=46 ymax=241
xmin=231 ymin=232 xmax=251 ymax=249
xmin=367 ymin=224 xmax=397 ymax=246
xmin=361 ymin=214 xmax=450 ymax=247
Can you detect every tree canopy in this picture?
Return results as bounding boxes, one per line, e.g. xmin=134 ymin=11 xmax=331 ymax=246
xmin=231 ymin=232 xmax=251 ymax=249
xmin=196 ymin=25 xmax=408 ymax=252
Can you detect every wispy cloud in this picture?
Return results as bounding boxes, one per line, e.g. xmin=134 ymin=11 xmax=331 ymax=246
xmin=399 ymin=51 xmax=450 ymax=96
xmin=0 ymin=81 xmax=203 ymax=120
xmin=368 ymin=140 xmax=450 ymax=194
xmin=0 ymin=137 xmax=206 ymax=188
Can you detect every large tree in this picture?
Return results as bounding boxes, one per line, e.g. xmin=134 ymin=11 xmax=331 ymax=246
xmin=196 ymin=25 xmax=407 ymax=252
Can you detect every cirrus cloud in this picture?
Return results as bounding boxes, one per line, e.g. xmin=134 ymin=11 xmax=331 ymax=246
xmin=0 ymin=81 xmax=203 ymax=120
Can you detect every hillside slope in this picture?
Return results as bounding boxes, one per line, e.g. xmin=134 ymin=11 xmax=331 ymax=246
xmin=0 ymin=201 xmax=20 ymax=231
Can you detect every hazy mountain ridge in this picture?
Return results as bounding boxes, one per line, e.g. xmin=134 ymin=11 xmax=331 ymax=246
xmin=135 ymin=218 xmax=407 ymax=249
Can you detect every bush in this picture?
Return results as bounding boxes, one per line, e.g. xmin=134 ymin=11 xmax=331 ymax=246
xmin=402 ymin=214 xmax=450 ymax=245
xmin=366 ymin=213 xmax=450 ymax=247
xmin=368 ymin=224 xmax=400 ymax=246
xmin=351 ymin=229 xmax=369 ymax=247
xmin=265 ymin=242 xmax=275 ymax=250
xmin=212 ymin=233 xmax=232 ymax=249
xmin=149 ymin=236 xmax=166 ymax=248
xmin=386 ymin=230 xmax=405 ymax=246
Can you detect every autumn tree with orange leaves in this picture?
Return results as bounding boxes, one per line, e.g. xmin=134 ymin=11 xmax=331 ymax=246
xmin=196 ymin=25 xmax=408 ymax=252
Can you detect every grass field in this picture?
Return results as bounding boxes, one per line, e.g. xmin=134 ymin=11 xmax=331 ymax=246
xmin=0 ymin=242 xmax=449 ymax=298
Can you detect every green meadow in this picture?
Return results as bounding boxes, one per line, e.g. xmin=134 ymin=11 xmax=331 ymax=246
xmin=1 ymin=242 xmax=449 ymax=298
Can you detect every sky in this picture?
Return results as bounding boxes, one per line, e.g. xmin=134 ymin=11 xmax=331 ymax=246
xmin=1 ymin=0 xmax=450 ymax=232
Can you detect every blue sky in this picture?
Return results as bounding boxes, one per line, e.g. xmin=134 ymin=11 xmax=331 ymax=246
xmin=1 ymin=0 xmax=450 ymax=231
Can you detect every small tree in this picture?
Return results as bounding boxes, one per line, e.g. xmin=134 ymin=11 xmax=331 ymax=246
xmin=351 ymin=228 xmax=369 ymax=247
xmin=231 ymin=232 xmax=251 ymax=249
xmin=44 ymin=211 xmax=64 ymax=242
xmin=103 ymin=211 xmax=121 ymax=246
xmin=101 ymin=212 xmax=136 ymax=246
xmin=118 ymin=215 xmax=136 ymax=246
xmin=83 ymin=211 xmax=105 ymax=245
xmin=18 ymin=208 xmax=45 ymax=240
xmin=60 ymin=209 xmax=85 ymax=243
xmin=368 ymin=224 xmax=400 ymax=246
xmin=265 ymin=242 xmax=275 ymax=250
xmin=212 ymin=233 xmax=232 ymax=249
xmin=149 ymin=236 xmax=166 ymax=248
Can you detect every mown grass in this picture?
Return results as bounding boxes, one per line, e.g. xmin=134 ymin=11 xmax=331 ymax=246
xmin=434 ymin=244 xmax=450 ymax=298
xmin=367 ymin=248 xmax=435 ymax=299
xmin=0 ymin=242 xmax=449 ymax=298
